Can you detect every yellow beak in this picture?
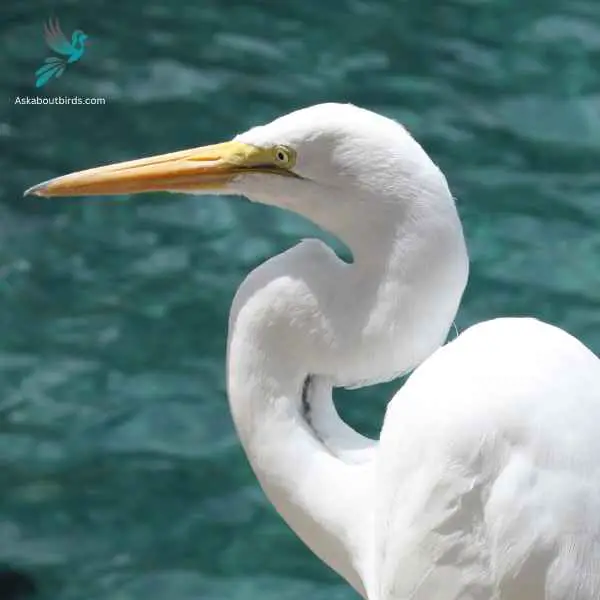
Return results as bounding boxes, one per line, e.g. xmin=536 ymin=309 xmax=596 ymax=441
xmin=24 ymin=141 xmax=292 ymax=197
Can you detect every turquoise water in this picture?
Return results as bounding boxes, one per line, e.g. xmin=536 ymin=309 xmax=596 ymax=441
xmin=3 ymin=1 xmax=600 ymax=598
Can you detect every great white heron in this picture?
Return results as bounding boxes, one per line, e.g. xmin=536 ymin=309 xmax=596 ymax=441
xmin=26 ymin=103 xmax=600 ymax=600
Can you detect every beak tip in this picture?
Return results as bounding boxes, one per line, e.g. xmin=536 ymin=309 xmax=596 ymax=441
xmin=24 ymin=180 xmax=51 ymax=197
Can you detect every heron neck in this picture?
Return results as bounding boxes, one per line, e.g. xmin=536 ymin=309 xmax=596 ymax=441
xmin=227 ymin=307 xmax=374 ymax=597
xmin=226 ymin=190 xmax=467 ymax=597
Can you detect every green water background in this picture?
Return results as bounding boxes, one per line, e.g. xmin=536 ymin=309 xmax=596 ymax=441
xmin=2 ymin=0 xmax=600 ymax=598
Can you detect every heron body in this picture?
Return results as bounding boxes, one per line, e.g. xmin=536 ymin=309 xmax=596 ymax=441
xmin=26 ymin=103 xmax=600 ymax=599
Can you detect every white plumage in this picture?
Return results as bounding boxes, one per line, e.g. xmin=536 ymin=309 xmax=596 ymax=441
xmin=26 ymin=103 xmax=600 ymax=599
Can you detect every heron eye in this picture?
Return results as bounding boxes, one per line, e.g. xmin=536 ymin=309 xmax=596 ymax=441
xmin=273 ymin=145 xmax=294 ymax=167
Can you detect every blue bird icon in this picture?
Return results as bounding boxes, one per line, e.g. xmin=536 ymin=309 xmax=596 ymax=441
xmin=35 ymin=18 xmax=88 ymax=88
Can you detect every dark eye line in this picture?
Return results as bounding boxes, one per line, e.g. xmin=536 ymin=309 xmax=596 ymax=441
xmin=238 ymin=164 xmax=305 ymax=180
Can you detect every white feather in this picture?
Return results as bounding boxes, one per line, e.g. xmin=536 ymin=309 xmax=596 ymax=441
xmin=219 ymin=104 xmax=600 ymax=600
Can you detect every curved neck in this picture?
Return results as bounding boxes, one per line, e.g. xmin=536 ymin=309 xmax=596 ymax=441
xmin=227 ymin=320 xmax=373 ymax=596
xmin=226 ymin=191 xmax=467 ymax=596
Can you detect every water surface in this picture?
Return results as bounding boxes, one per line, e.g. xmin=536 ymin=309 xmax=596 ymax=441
xmin=2 ymin=0 xmax=600 ymax=598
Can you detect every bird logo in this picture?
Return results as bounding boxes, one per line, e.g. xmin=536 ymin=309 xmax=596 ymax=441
xmin=35 ymin=18 xmax=88 ymax=88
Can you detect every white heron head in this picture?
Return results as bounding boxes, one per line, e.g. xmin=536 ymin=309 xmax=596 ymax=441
xmin=25 ymin=103 xmax=468 ymax=383
xmin=230 ymin=104 xmax=454 ymax=230
xmin=25 ymin=104 xmax=455 ymax=242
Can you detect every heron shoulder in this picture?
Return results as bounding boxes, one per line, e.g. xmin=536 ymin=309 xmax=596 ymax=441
xmin=374 ymin=317 xmax=600 ymax=600
xmin=381 ymin=316 xmax=600 ymax=466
